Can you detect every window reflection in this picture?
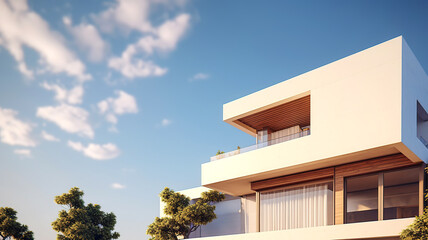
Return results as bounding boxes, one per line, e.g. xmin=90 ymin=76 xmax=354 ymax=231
xmin=346 ymin=174 xmax=378 ymax=223
xmin=384 ymin=167 xmax=419 ymax=220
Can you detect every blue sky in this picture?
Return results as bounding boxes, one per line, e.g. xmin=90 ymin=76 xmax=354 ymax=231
xmin=0 ymin=0 xmax=427 ymax=239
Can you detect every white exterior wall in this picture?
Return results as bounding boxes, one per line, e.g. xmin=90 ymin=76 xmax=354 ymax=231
xmin=401 ymin=39 xmax=428 ymax=163
xmin=203 ymin=37 xmax=409 ymax=195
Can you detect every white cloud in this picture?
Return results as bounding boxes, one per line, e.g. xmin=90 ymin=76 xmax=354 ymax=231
xmin=68 ymin=141 xmax=120 ymax=160
xmin=67 ymin=140 xmax=83 ymax=151
xmin=36 ymin=104 xmax=94 ymax=138
xmin=0 ymin=107 xmax=36 ymax=147
xmin=107 ymin=14 xmax=190 ymax=79
xmin=161 ymin=118 xmax=172 ymax=127
xmin=153 ymin=14 xmax=191 ymax=53
xmin=111 ymin=183 xmax=126 ymax=189
xmin=98 ymin=90 xmax=138 ymax=124
xmin=96 ymin=0 xmax=191 ymax=79
xmin=63 ymin=16 xmax=106 ymax=62
xmin=189 ymin=73 xmax=209 ymax=82
xmin=94 ymin=0 xmax=154 ymax=33
xmin=130 ymin=14 xmax=191 ymax=55
xmin=108 ymin=55 xmax=167 ymax=79
xmin=41 ymin=130 xmax=60 ymax=142
xmin=41 ymin=82 xmax=84 ymax=105
xmin=14 ymin=148 xmax=31 ymax=157
xmin=106 ymin=114 xmax=118 ymax=124
xmin=0 ymin=0 xmax=91 ymax=81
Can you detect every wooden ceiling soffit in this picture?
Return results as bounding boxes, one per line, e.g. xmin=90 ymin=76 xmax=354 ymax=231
xmin=251 ymin=167 xmax=334 ymax=191
xmin=335 ymin=153 xmax=418 ymax=178
xmin=236 ymin=95 xmax=310 ymax=132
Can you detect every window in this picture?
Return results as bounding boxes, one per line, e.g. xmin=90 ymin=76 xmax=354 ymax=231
xmin=345 ymin=166 xmax=422 ymax=224
xmin=260 ymin=182 xmax=333 ymax=231
xmin=346 ymin=174 xmax=379 ymax=223
xmin=384 ymin=167 xmax=420 ymax=220
xmin=417 ymin=101 xmax=428 ymax=148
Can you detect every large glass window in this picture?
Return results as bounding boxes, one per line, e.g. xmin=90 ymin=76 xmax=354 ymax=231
xmin=345 ymin=166 xmax=422 ymax=224
xmin=346 ymin=174 xmax=379 ymax=223
xmin=384 ymin=167 xmax=420 ymax=220
xmin=260 ymin=182 xmax=333 ymax=231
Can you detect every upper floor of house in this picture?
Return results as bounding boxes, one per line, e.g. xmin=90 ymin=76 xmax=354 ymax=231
xmin=202 ymin=36 xmax=428 ymax=196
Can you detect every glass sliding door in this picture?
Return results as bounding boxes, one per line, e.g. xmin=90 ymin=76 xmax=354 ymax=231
xmin=260 ymin=182 xmax=333 ymax=232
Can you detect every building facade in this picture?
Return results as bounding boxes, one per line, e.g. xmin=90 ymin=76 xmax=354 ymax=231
xmin=162 ymin=36 xmax=428 ymax=240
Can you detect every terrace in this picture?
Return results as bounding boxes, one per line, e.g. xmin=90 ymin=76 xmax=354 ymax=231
xmin=211 ymin=126 xmax=310 ymax=161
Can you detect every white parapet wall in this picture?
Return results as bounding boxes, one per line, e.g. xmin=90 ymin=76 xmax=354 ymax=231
xmin=187 ymin=218 xmax=414 ymax=240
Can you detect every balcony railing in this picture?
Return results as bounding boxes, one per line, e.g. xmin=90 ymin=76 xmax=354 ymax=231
xmin=210 ymin=128 xmax=311 ymax=161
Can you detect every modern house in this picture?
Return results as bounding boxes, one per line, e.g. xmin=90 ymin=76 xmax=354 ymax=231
xmin=161 ymin=36 xmax=428 ymax=240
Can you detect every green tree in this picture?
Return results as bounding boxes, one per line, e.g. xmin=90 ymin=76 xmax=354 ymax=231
xmin=0 ymin=207 xmax=34 ymax=240
xmin=216 ymin=150 xmax=225 ymax=156
xmin=400 ymin=167 xmax=428 ymax=239
xmin=52 ymin=187 xmax=120 ymax=240
xmin=147 ymin=187 xmax=225 ymax=240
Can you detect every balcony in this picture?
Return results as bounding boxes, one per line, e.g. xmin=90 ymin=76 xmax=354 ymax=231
xmin=210 ymin=126 xmax=310 ymax=161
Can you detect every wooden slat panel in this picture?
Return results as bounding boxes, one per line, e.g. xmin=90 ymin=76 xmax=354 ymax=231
xmin=251 ymin=167 xmax=334 ymax=191
xmin=335 ymin=153 xmax=418 ymax=178
xmin=256 ymin=192 xmax=260 ymax=232
xmin=419 ymin=164 xmax=426 ymax=215
xmin=334 ymin=172 xmax=344 ymax=224
xmin=238 ymin=95 xmax=310 ymax=132
xmin=378 ymin=173 xmax=384 ymax=220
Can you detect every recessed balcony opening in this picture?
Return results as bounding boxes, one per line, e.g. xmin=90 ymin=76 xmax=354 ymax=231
xmin=417 ymin=101 xmax=428 ymax=148
xmin=238 ymin=94 xmax=310 ymax=133
xmin=211 ymin=94 xmax=310 ymax=161
xmin=245 ymin=94 xmax=311 ymax=148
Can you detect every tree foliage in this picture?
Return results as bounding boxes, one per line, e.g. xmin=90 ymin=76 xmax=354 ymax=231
xmin=400 ymin=167 xmax=428 ymax=239
xmin=216 ymin=150 xmax=224 ymax=156
xmin=52 ymin=187 xmax=120 ymax=240
xmin=401 ymin=209 xmax=428 ymax=239
xmin=0 ymin=207 xmax=34 ymax=240
xmin=147 ymin=187 xmax=225 ymax=240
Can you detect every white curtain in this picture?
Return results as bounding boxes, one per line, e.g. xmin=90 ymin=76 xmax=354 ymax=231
xmin=260 ymin=183 xmax=329 ymax=232
xmin=241 ymin=194 xmax=257 ymax=233
xmin=270 ymin=125 xmax=301 ymax=145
